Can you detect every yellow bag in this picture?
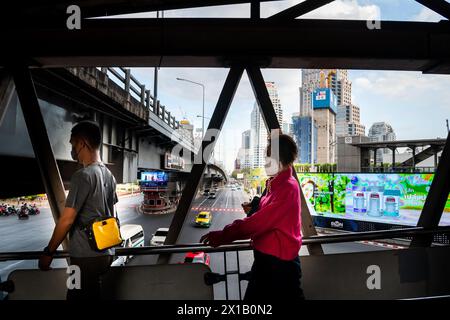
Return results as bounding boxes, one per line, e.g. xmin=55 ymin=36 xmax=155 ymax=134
xmin=88 ymin=217 xmax=123 ymax=251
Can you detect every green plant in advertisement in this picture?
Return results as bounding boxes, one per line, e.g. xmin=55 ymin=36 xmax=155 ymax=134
xmin=333 ymin=174 xmax=350 ymax=214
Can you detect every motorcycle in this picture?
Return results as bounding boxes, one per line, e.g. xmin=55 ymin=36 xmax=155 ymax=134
xmin=0 ymin=204 xmax=7 ymax=216
xmin=7 ymin=206 xmax=17 ymax=216
xmin=18 ymin=204 xmax=29 ymax=220
xmin=28 ymin=204 xmax=40 ymax=215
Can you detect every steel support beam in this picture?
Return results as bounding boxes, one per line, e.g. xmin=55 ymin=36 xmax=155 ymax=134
xmin=2 ymin=18 xmax=450 ymax=74
xmin=11 ymin=66 xmax=68 ymax=250
xmin=250 ymin=1 xmax=260 ymax=19
xmin=269 ymin=0 xmax=335 ymax=20
xmin=0 ymin=70 xmax=15 ymax=126
xmin=411 ymin=132 xmax=450 ymax=247
xmin=158 ymin=67 xmax=244 ymax=264
xmin=415 ymin=0 xmax=450 ymax=20
xmin=246 ymin=66 xmax=280 ymax=131
xmin=246 ymin=66 xmax=323 ymax=255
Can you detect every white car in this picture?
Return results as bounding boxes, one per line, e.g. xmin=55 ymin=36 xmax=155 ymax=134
xmin=112 ymin=224 xmax=145 ymax=267
xmin=150 ymin=227 xmax=169 ymax=246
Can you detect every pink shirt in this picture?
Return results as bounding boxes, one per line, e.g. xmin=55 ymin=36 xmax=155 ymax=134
xmin=220 ymin=166 xmax=302 ymax=261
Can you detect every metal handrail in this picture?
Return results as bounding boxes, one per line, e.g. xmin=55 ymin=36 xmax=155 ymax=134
xmin=1 ymin=226 xmax=449 ymax=262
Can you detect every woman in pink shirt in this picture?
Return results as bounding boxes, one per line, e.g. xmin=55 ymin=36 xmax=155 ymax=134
xmin=200 ymin=134 xmax=304 ymax=301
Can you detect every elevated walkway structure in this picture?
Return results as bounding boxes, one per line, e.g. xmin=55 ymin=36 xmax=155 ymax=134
xmin=350 ymin=138 xmax=447 ymax=172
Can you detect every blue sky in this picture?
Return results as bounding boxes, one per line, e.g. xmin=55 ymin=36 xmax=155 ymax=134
xmin=124 ymin=1 xmax=450 ymax=172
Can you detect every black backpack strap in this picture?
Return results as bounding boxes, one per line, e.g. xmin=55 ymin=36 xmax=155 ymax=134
xmin=99 ymin=163 xmax=115 ymax=218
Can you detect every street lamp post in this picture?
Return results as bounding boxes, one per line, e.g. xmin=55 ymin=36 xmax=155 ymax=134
xmin=310 ymin=88 xmax=316 ymax=171
xmin=176 ymin=77 xmax=205 ymax=139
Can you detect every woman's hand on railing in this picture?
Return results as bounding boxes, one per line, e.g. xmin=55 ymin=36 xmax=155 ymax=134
xmin=200 ymin=231 xmax=225 ymax=248
xmin=241 ymin=202 xmax=251 ymax=214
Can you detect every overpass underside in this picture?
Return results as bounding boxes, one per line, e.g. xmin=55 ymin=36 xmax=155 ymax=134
xmin=1 ymin=0 xmax=450 ymax=300
xmin=0 ymin=67 xmax=197 ymax=199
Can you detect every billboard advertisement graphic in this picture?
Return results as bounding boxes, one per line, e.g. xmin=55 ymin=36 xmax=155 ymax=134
xmin=298 ymin=173 xmax=450 ymax=226
xmin=313 ymin=88 xmax=337 ymax=114
xmin=140 ymin=171 xmax=169 ymax=188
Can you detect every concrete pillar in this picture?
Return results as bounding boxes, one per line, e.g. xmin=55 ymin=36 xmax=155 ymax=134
xmin=411 ymin=146 xmax=416 ymax=171
xmin=373 ymin=148 xmax=377 ymax=171
xmin=156 ymin=100 xmax=160 ymax=116
xmin=391 ymin=147 xmax=396 ymax=171
xmin=434 ymin=149 xmax=439 ymax=170
xmin=145 ymin=89 xmax=151 ymax=108
xmin=140 ymin=84 xmax=146 ymax=104
xmin=124 ymin=69 xmax=131 ymax=94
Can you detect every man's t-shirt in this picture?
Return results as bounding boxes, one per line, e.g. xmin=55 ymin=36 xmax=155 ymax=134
xmin=66 ymin=162 xmax=118 ymax=258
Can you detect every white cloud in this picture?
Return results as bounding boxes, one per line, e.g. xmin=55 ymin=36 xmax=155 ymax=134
xmin=163 ymin=3 xmax=250 ymax=18
xmin=109 ymin=0 xmax=380 ymax=20
xmin=351 ymin=70 xmax=450 ymax=141
xmin=262 ymin=0 xmax=380 ymax=20
xmin=413 ymin=7 xmax=446 ymax=22
xmin=353 ymin=71 xmax=450 ymax=100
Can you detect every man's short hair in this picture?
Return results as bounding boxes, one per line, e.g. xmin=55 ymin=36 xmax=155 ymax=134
xmin=267 ymin=133 xmax=298 ymax=166
xmin=71 ymin=120 xmax=102 ymax=149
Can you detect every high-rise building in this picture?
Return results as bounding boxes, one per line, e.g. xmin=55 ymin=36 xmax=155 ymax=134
xmin=300 ymin=69 xmax=354 ymax=164
xmin=250 ymin=82 xmax=283 ymax=168
xmin=178 ymin=119 xmax=194 ymax=145
xmin=236 ymin=130 xmax=253 ymax=169
xmin=282 ymin=121 xmax=293 ymax=138
xmin=292 ymin=113 xmax=317 ymax=164
xmin=368 ymin=122 xmax=396 ymax=165
xmin=336 ymin=104 xmax=365 ymax=137
xmin=313 ymin=88 xmax=337 ymax=164
xmin=234 ymin=158 xmax=241 ymax=170
xmin=300 ymin=69 xmax=352 ymax=117
xmin=242 ymin=130 xmax=251 ymax=149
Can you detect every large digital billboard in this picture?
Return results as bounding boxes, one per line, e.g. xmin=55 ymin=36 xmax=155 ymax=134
xmin=298 ymin=173 xmax=450 ymax=226
xmin=312 ymin=88 xmax=337 ymax=114
xmin=139 ymin=171 xmax=169 ymax=188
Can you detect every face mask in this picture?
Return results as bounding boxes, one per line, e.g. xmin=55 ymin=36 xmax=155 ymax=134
xmin=71 ymin=143 xmax=84 ymax=162
xmin=264 ymin=156 xmax=280 ymax=177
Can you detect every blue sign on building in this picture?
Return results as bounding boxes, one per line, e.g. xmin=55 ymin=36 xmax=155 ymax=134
xmin=313 ymin=88 xmax=337 ymax=114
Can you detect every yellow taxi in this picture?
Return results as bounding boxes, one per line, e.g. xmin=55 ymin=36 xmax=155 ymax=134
xmin=195 ymin=211 xmax=212 ymax=227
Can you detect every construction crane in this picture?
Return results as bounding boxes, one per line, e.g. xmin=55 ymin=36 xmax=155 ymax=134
xmin=318 ymin=69 xmax=337 ymax=88
xmin=327 ymin=69 xmax=337 ymax=88
xmin=319 ymin=70 xmax=326 ymax=88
